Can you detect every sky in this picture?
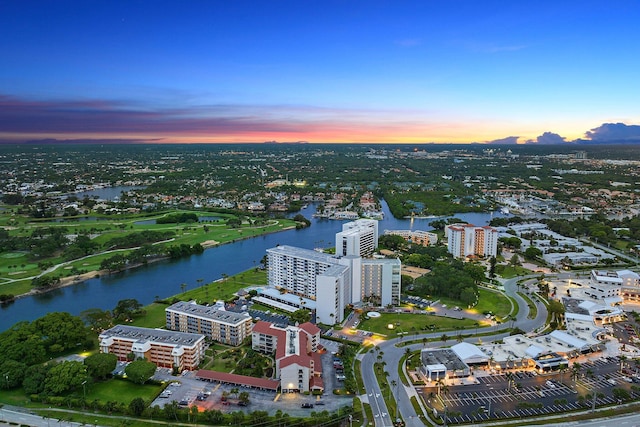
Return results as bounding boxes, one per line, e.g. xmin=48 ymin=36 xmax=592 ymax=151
xmin=1 ymin=0 xmax=640 ymax=144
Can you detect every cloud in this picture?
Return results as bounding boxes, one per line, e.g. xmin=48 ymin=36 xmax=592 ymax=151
xmin=0 ymin=95 xmax=327 ymax=137
xmin=527 ymin=131 xmax=567 ymax=145
xmin=0 ymin=93 xmax=461 ymax=143
xmin=486 ymin=136 xmax=519 ymax=145
xmin=585 ymin=123 xmax=640 ymax=142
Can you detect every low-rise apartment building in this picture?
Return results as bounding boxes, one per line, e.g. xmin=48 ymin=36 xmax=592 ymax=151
xmin=165 ymin=301 xmax=253 ymax=346
xmin=251 ymin=321 xmax=323 ymax=393
xmin=99 ymin=325 xmax=205 ymax=371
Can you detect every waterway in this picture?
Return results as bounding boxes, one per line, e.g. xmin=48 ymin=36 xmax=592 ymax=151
xmin=73 ymin=186 xmax=146 ymax=201
xmin=0 ymin=201 xmax=509 ymax=331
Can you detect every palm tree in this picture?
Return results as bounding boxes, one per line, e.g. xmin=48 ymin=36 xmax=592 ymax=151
xmin=571 ymin=362 xmax=582 ymax=381
xmin=558 ymin=364 xmax=568 ymax=385
xmin=620 ymin=355 xmax=628 ymax=373
xmin=180 ymin=282 xmax=187 ymax=294
xmin=390 ymin=379 xmax=398 ymax=417
xmin=441 ymin=334 xmax=449 ymax=344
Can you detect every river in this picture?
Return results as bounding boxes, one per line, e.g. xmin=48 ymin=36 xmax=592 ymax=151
xmin=0 ymin=201 xmax=509 ymax=331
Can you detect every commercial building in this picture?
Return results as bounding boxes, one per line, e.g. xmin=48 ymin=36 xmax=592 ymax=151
xmin=446 ymin=224 xmax=498 ymax=258
xmin=251 ymin=321 xmax=323 ymax=393
xmin=586 ymin=269 xmax=640 ymax=301
xmin=99 ymin=325 xmax=205 ymax=371
xmin=165 ymin=301 xmax=253 ymax=346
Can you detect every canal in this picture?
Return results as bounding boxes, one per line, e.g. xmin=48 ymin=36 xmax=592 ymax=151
xmin=0 ymin=201 xmax=508 ymax=331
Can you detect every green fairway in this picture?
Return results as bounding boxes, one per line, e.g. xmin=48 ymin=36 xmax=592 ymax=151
xmin=0 ymin=208 xmax=296 ymax=298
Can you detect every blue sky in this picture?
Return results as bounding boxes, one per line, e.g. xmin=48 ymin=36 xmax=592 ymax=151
xmin=1 ymin=0 xmax=639 ymax=143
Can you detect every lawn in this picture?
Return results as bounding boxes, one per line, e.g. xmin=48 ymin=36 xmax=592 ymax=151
xmin=429 ymin=286 xmax=513 ymax=319
xmin=498 ymin=264 xmax=533 ymax=279
xmin=357 ymin=312 xmax=478 ymax=337
xmin=87 ymin=378 xmax=162 ymax=404
xmin=128 ymin=302 xmax=170 ymax=328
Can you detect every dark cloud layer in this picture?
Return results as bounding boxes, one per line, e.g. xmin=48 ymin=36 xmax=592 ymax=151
xmin=0 ymin=95 xmax=306 ymax=137
xmin=487 ymin=136 xmax=519 ymax=145
xmin=585 ymin=123 xmax=640 ymax=141
xmin=527 ymin=132 xmax=566 ymax=144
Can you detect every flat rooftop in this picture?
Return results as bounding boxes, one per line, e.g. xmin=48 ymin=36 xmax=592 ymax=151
xmin=100 ymin=325 xmax=204 ymax=346
xmin=166 ymin=301 xmax=251 ymax=325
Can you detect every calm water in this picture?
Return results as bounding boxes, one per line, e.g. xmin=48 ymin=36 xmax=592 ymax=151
xmin=0 ymin=202 xmax=508 ymax=331
xmin=74 ymin=186 xmax=146 ymax=201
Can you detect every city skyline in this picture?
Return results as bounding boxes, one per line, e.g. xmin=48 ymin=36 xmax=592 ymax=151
xmin=1 ymin=1 xmax=640 ymax=144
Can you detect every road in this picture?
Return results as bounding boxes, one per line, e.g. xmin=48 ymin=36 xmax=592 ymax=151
xmin=361 ymin=275 xmax=548 ymax=427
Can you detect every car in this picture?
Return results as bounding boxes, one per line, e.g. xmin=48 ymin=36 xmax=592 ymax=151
xmin=315 ymin=401 xmax=325 ymax=405
xmin=301 ymin=403 xmax=314 ymax=408
xmin=237 ymin=401 xmax=248 ymax=406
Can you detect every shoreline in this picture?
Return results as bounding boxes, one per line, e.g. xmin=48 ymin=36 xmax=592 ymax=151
xmin=15 ymin=225 xmax=297 ymax=299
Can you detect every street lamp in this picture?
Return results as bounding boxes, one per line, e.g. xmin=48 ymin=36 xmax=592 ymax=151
xmin=82 ymin=380 xmax=87 ymax=400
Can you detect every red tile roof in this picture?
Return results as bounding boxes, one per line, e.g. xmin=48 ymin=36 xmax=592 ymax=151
xmin=310 ymin=375 xmax=324 ymax=390
xmin=195 ymin=370 xmax=280 ymax=391
xmin=299 ymin=322 xmax=320 ymax=335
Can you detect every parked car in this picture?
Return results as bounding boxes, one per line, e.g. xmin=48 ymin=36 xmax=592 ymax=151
xmin=301 ymin=403 xmax=314 ymax=408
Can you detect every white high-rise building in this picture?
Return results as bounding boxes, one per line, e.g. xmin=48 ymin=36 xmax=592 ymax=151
xmin=267 ymin=245 xmax=337 ymax=298
xmin=266 ymin=245 xmax=350 ymax=323
xmin=335 ymin=219 xmax=378 ymax=257
xmin=361 ymin=258 xmax=401 ymax=306
xmin=266 ymin=234 xmax=401 ymax=324
xmin=446 ymin=224 xmax=498 ymax=258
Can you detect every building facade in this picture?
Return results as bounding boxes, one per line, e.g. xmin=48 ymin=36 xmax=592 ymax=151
xmin=384 ymin=229 xmax=438 ymax=246
xmin=99 ymin=325 xmax=205 ymax=371
xmin=335 ymin=219 xmax=378 ymax=257
xmin=361 ymin=258 xmax=401 ymax=306
xmin=267 ymin=245 xmax=336 ymax=298
xmin=165 ymin=301 xmax=253 ymax=346
xmin=251 ymin=321 xmax=323 ymax=393
xmin=446 ymin=224 xmax=498 ymax=258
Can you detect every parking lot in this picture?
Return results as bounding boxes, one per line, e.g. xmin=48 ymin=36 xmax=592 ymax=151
xmin=146 ymin=338 xmax=352 ymax=416
xmin=419 ymin=357 xmax=640 ymax=424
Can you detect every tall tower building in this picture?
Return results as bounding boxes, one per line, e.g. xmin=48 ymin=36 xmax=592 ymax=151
xmin=446 ymin=224 xmax=498 ymax=258
xmin=335 ymin=219 xmax=379 ymax=257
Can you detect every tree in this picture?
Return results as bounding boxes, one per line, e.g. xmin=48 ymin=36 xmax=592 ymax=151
xmin=125 ymin=360 xmax=157 ymax=385
xmin=510 ymin=254 xmax=521 ymax=267
xmin=290 ymin=308 xmax=311 ymax=324
xmin=84 ymin=353 xmax=118 ymax=380
xmin=129 ymin=397 xmax=146 ymax=416
xmin=0 ymin=360 xmax=26 ymax=389
xmin=238 ymin=391 xmax=250 ymax=405
xmin=163 ymin=400 xmax=180 ymax=421
xmin=22 ymin=364 xmax=52 ymax=394
xmin=113 ymin=298 xmax=143 ymax=321
xmin=44 ymin=361 xmax=89 ymax=395
xmin=524 ymin=246 xmax=543 ymax=261
xmin=488 ymin=256 xmax=497 ymax=278
xmin=32 ymin=312 xmax=90 ymax=354
xmin=80 ymin=308 xmax=113 ymax=332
